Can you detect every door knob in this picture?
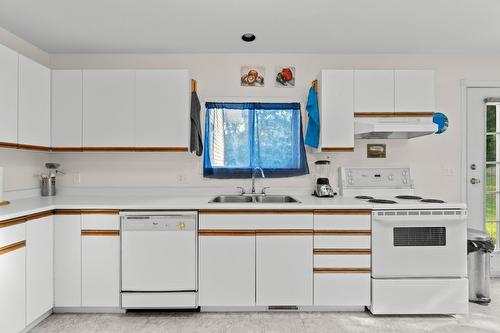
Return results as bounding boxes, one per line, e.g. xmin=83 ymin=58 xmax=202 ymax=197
xmin=470 ymin=178 xmax=481 ymax=184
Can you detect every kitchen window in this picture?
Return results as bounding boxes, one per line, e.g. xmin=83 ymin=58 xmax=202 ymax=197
xmin=203 ymin=102 xmax=309 ymax=178
xmin=486 ymin=104 xmax=500 ymax=248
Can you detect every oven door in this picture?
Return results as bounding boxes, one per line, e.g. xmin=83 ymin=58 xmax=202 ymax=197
xmin=371 ymin=210 xmax=467 ymax=278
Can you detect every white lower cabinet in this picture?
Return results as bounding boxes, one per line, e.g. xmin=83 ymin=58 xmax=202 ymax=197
xmin=82 ymin=232 xmax=120 ymax=307
xmin=26 ymin=215 xmax=54 ymax=324
xmin=54 ymin=213 xmax=82 ymax=307
xmin=199 ymin=235 xmax=255 ymax=306
xmin=314 ymin=273 xmax=370 ymax=306
xmin=0 ymin=243 xmax=26 ymax=333
xmin=256 ymin=234 xmax=313 ymax=306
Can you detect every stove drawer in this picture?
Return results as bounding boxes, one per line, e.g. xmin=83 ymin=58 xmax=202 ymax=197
xmin=314 ymin=273 xmax=370 ymax=306
xmin=314 ymin=235 xmax=371 ymax=249
xmin=314 ymin=211 xmax=370 ymax=230
xmin=314 ymin=253 xmax=370 ymax=268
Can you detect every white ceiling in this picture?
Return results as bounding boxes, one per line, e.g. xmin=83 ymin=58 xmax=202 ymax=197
xmin=0 ymin=0 xmax=500 ymax=54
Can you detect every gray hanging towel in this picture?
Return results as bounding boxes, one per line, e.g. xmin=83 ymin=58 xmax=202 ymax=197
xmin=190 ymin=91 xmax=203 ymax=156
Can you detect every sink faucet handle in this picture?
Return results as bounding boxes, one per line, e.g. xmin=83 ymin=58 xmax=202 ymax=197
xmin=261 ymin=187 xmax=270 ymax=195
xmin=236 ymin=186 xmax=246 ymax=195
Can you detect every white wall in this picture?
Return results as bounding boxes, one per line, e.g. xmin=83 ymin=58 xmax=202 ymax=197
xmin=48 ymin=53 xmax=500 ymax=201
xmin=0 ymin=28 xmax=50 ymax=194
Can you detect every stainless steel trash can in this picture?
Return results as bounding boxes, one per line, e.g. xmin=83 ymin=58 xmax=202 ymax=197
xmin=467 ymin=228 xmax=495 ymax=304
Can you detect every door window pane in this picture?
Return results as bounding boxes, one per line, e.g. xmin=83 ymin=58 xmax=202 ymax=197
xmin=486 ymin=105 xmax=497 ymax=133
xmin=486 ymin=134 xmax=496 ymax=162
xmin=485 ymin=222 xmax=498 ymax=246
xmin=486 ymin=193 xmax=497 ymax=223
xmin=486 ymin=164 xmax=497 ymax=194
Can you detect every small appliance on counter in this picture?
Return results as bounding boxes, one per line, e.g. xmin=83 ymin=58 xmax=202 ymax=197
xmin=40 ymin=163 xmax=64 ymax=197
xmin=313 ymin=160 xmax=335 ymax=197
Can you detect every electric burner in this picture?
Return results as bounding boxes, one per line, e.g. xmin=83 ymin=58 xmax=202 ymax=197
xmin=421 ymin=199 xmax=446 ymax=203
xmin=395 ymin=195 xmax=423 ymax=200
xmin=368 ymin=199 xmax=397 ymax=204
xmin=355 ymin=195 xmax=374 ymax=200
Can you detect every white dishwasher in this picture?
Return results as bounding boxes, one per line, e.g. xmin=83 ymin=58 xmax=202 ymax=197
xmin=120 ymin=211 xmax=198 ymax=309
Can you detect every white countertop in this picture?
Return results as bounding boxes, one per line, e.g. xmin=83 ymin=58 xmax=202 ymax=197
xmin=0 ymin=193 xmax=466 ymax=223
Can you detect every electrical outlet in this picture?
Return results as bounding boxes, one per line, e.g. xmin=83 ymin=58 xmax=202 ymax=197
xmin=73 ymin=173 xmax=81 ymax=184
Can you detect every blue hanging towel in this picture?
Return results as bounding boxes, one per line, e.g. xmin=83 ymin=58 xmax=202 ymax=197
xmin=305 ymin=86 xmax=320 ymax=148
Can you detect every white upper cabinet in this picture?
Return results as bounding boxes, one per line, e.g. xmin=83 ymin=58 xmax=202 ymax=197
xmin=395 ymin=70 xmax=435 ymax=112
xmin=83 ymin=70 xmax=135 ymax=147
xmin=135 ymin=70 xmax=190 ymax=148
xmin=0 ymin=44 xmax=18 ymax=144
xmin=354 ymin=70 xmax=394 ymax=113
xmin=52 ymin=70 xmax=83 ymax=148
xmin=18 ymin=55 xmax=51 ymax=147
xmin=318 ymin=70 xmax=354 ymax=150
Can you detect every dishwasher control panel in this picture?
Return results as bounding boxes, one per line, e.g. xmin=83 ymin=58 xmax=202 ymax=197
xmin=121 ymin=212 xmax=197 ymax=231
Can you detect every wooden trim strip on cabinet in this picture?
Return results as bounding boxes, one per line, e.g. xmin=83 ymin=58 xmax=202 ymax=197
xmin=134 ymin=147 xmax=189 ymax=152
xmin=81 ymin=230 xmax=120 ymax=236
xmin=80 ymin=147 xmax=188 ymax=152
xmin=54 ymin=209 xmax=82 ymax=215
xmin=25 ymin=210 xmax=54 ymax=221
xmin=354 ymin=112 xmax=435 ymax=118
xmin=314 ymin=249 xmax=371 ymax=255
xmin=80 ymin=210 xmax=119 ymax=215
xmin=0 ymin=216 xmax=27 ymax=228
xmin=256 ymin=229 xmax=313 ymax=236
xmin=314 ymin=210 xmax=371 ymax=215
xmin=314 ymin=267 xmax=371 ymax=273
xmin=320 ymin=147 xmax=355 ymax=152
xmin=199 ymin=210 xmax=313 ymax=215
xmin=199 ymin=230 xmax=256 ymax=236
xmin=0 ymin=141 xmax=18 ymax=149
xmin=0 ymin=240 xmax=26 ymax=256
xmin=16 ymin=143 xmax=51 ymax=151
xmin=51 ymin=147 xmax=83 ymax=152
xmin=314 ymin=230 xmax=371 ymax=235
xmin=0 ymin=201 xmax=10 ymax=206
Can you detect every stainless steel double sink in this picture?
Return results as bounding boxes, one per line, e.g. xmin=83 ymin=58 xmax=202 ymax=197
xmin=209 ymin=194 xmax=300 ymax=204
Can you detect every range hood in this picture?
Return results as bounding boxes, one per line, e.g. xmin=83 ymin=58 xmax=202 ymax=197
xmin=354 ymin=116 xmax=437 ymax=139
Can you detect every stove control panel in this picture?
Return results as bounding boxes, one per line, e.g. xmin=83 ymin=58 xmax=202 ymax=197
xmin=340 ymin=167 xmax=414 ymax=189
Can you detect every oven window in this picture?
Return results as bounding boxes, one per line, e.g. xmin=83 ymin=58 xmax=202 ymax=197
xmin=393 ymin=227 xmax=446 ymax=247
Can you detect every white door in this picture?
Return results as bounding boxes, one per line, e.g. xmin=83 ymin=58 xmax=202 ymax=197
xmin=135 ymin=70 xmax=190 ymax=148
xmin=26 ymin=215 xmax=54 ymax=324
xmin=354 ymin=70 xmax=394 ymax=113
xmin=18 ymin=55 xmax=51 ymax=147
xmin=256 ymin=234 xmax=313 ymax=306
xmin=82 ymin=233 xmax=120 ymax=307
xmin=0 ymin=44 xmax=18 ymax=144
xmin=466 ymin=87 xmax=500 ymax=274
xmin=199 ymin=234 xmax=255 ymax=307
xmin=51 ymin=70 xmax=83 ymax=148
xmin=83 ymin=70 xmax=135 ymax=147
xmin=54 ymin=213 xmax=82 ymax=307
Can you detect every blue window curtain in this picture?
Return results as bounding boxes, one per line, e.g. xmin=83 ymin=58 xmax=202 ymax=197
xmin=203 ymin=102 xmax=310 ymax=178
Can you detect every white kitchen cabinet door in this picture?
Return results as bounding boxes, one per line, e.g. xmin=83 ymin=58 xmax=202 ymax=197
xmin=135 ymin=70 xmax=190 ymax=148
xmin=318 ymin=70 xmax=354 ymax=150
xmin=199 ymin=235 xmax=255 ymax=306
xmin=83 ymin=70 xmax=135 ymax=147
xmin=395 ymin=70 xmax=435 ymax=112
xmin=18 ymin=55 xmax=51 ymax=147
xmin=0 ymin=44 xmax=18 ymax=144
xmin=0 ymin=244 xmax=26 ymax=333
xmin=314 ymin=273 xmax=370 ymax=306
xmin=256 ymin=235 xmax=313 ymax=306
xmin=354 ymin=70 xmax=394 ymax=113
xmin=54 ymin=214 xmax=81 ymax=307
xmin=52 ymin=70 xmax=83 ymax=148
xmin=26 ymin=215 xmax=54 ymax=324
xmin=82 ymin=233 xmax=120 ymax=307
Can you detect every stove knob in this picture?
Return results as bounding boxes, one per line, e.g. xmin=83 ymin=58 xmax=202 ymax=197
xmin=403 ymin=179 xmax=408 ymax=184
xmin=388 ymin=175 xmax=393 ymax=181
xmin=348 ymin=178 xmax=354 ymax=185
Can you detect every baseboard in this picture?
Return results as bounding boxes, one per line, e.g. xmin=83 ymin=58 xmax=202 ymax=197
xmin=201 ymin=305 xmax=366 ymax=312
xmin=21 ymin=309 xmax=52 ymax=333
xmin=53 ymin=307 xmax=125 ymax=314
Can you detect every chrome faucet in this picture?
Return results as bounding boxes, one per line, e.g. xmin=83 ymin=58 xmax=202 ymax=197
xmin=251 ymin=167 xmax=265 ymax=194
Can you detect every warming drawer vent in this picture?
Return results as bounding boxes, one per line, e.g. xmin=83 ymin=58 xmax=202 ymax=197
xmin=393 ymin=227 xmax=446 ymax=247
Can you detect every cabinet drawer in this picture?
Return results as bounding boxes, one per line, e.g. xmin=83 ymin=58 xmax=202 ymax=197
xmin=314 ymin=235 xmax=371 ymax=249
xmin=314 ymin=212 xmax=370 ymax=230
xmin=81 ymin=212 xmax=119 ymax=230
xmin=0 ymin=222 xmax=25 ymax=248
xmin=314 ymin=273 xmax=370 ymax=306
xmin=314 ymin=254 xmax=370 ymax=268
xmin=199 ymin=212 xmax=313 ymax=230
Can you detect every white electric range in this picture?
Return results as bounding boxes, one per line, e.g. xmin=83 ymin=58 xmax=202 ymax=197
xmin=339 ymin=167 xmax=469 ymax=315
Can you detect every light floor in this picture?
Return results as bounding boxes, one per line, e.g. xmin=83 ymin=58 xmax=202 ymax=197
xmin=31 ymin=279 xmax=500 ymax=333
